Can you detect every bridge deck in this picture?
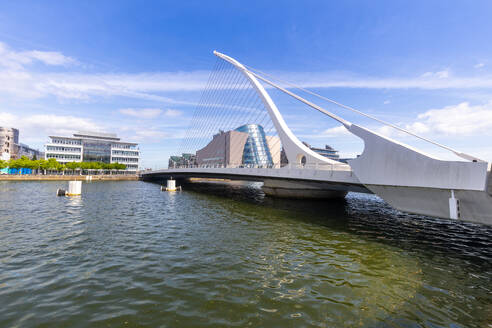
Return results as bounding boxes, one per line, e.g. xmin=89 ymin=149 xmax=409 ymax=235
xmin=140 ymin=165 xmax=371 ymax=194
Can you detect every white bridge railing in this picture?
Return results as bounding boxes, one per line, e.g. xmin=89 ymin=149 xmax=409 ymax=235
xmin=168 ymin=163 xmax=352 ymax=171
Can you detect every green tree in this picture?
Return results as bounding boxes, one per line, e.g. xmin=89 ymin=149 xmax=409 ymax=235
xmin=46 ymin=158 xmax=59 ymax=171
xmin=65 ymin=162 xmax=79 ymax=171
xmin=56 ymin=163 xmax=66 ymax=172
xmin=39 ymin=159 xmax=49 ymax=174
xmin=0 ymin=160 xmax=8 ymax=169
xmin=19 ymin=156 xmax=36 ymax=170
xmin=8 ymin=158 xmax=21 ymax=169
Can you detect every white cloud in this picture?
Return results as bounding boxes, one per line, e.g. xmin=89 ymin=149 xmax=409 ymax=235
xmin=131 ymin=129 xmax=173 ymax=142
xmin=375 ymin=101 xmax=492 ymax=139
xmin=0 ymin=70 xmax=208 ymax=102
xmin=120 ymin=108 xmax=163 ymax=118
xmin=119 ymin=108 xmax=183 ymax=119
xmin=0 ymin=111 xmax=104 ymax=144
xmin=421 ymin=69 xmax=450 ymax=79
xmin=0 ymin=42 xmax=76 ymax=70
xmin=164 ymin=109 xmax=182 ymax=117
xmin=383 ymin=100 xmax=391 ymax=105
xmin=1 ymin=110 xmax=178 ymax=147
xmin=276 ymin=70 xmax=492 ymax=90
xmin=296 ymin=125 xmax=351 ymax=139
xmin=474 ymin=63 xmax=485 ymax=69
xmin=322 ymin=125 xmax=350 ymax=137
xmin=2 ymin=40 xmax=492 ymax=106
xmin=405 ymin=102 xmax=492 ymax=136
xmin=2 ymin=40 xmax=492 ymax=105
xmin=22 ymin=50 xmax=76 ymax=66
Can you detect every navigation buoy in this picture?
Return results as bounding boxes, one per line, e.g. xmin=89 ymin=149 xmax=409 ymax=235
xmin=57 ymin=181 xmax=82 ymax=196
xmin=67 ymin=181 xmax=82 ymax=196
xmin=161 ymin=178 xmax=182 ymax=192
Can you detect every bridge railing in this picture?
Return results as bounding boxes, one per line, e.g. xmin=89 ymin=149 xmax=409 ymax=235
xmin=168 ymin=163 xmax=352 ymax=171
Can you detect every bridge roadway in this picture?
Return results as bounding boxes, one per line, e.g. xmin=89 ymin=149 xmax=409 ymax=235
xmin=140 ymin=164 xmax=371 ymax=197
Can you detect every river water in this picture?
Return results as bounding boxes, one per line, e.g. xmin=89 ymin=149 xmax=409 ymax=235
xmin=0 ymin=180 xmax=490 ymax=327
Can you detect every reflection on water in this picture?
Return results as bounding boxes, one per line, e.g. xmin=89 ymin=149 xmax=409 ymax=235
xmin=0 ymin=180 xmax=490 ymax=327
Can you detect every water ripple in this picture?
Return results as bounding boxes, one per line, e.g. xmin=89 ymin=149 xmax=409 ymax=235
xmin=0 ymin=181 xmax=490 ymax=327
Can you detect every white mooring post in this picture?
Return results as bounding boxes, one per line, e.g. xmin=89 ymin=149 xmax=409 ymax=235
xmin=161 ymin=177 xmax=181 ymax=192
xmin=449 ymin=190 xmax=460 ymax=220
xmin=67 ymin=181 xmax=82 ymax=196
xmin=167 ymin=179 xmax=176 ymax=191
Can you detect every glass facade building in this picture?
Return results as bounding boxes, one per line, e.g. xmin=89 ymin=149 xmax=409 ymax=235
xmin=234 ymin=124 xmax=273 ymax=166
xmin=194 ymin=124 xmax=280 ymax=167
xmin=82 ymin=140 xmax=112 ymax=163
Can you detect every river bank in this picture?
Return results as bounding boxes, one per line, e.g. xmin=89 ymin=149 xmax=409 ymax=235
xmin=0 ymin=174 xmax=138 ymax=181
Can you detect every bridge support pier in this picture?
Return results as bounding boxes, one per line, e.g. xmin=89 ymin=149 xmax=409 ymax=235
xmin=261 ymin=179 xmax=347 ymax=199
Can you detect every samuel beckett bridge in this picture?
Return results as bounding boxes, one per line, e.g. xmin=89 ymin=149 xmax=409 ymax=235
xmin=141 ymin=51 xmax=492 ymax=226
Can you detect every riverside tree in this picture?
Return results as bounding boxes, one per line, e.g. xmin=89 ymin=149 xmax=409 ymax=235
xmin=1 ymin=157 xmax=127 ymax=174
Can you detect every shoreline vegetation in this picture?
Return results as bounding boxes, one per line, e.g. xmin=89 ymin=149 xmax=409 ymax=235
xmin=0 ymin=156 xmax=130 ymax=176
xmin=0 ymin=175 xmax=138 ymax=181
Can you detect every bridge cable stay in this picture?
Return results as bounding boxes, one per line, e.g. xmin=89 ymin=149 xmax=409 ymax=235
xmin=176 ymin=57 xmax=284 ymax=168
xmin=242 ymin=64 xmax=483 ymax=162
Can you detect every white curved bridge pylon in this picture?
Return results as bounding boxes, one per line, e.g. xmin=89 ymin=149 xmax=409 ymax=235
xmin=142 ymin=51 xmax=492 ymax=226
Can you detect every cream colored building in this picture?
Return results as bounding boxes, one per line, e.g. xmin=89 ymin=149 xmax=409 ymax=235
xmin=196 ymin=125 xmax=281 ymax=167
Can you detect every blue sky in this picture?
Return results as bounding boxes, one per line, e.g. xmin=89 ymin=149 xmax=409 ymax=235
xmin=1 ymin=1 xmax=492 ymax=168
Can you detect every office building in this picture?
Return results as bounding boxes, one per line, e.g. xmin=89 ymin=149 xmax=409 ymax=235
xmin=45 ymin=131 xmax=139 ymax=172
xmin=18 ymin=143 xmax=44 ymax=160
xmin=169 ymin=153 xmax=196 ymax=168
xmin=302 ymin=142 xmax=340 ymax=161
xmin=0 ymin=127 xmax=19 ymax=161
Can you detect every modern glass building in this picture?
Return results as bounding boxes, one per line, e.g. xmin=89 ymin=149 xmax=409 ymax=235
xmin=234 ymin=124 xmax=273 ymax=166
xmin=195 ymin=124 xmax=280 ymax=167
xmin=45 ymin=131 xmax=139 ymax=172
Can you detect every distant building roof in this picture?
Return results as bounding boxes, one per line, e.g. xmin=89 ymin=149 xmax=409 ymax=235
xmin=73 ymin=131 xmax=120 ymax=141
xmin=48 ymin=132 xmax=138 ymax=145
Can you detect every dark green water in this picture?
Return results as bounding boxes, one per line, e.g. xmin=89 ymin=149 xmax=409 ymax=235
xmin=0 ymin=180 xmax=490 ymax=327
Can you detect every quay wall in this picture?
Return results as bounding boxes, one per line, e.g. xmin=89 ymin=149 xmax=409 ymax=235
xmin=0 ymin=175 xmax=138 ymax=181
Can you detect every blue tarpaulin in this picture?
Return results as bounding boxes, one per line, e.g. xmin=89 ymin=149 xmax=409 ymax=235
xmin=8 ymin=168 xmax=32 ymax=175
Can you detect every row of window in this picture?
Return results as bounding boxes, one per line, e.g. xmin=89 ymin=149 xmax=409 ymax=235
xmin=112 ymin=157 xmax=139 ymax=163
xmin=46 ymin=154 xmax=81 ymax=160
xmin=112 ymin=150 xmax=139 ymax=156
xmin=51 ymin=139 xmax=82 ymax=145
xmin=46 ymin=146 xmax=81 ymax=152
xmin=112 ymin=144 xmax=138 ymax=150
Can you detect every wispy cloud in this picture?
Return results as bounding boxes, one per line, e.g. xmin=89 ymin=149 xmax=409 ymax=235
xmin=120 ymin=108 xmax=163 ymax=119
xmin=277 ymin=70 xmax=492 ymax=90
xmin=2 ymin=41 xmax=492 ymax=106
xmin=119 ymin=108 xmax=183 ymax=119
xmin=163 ymin=109 xmax=182 ymax=117
xmin=421 ymin=69 xmax=450 ymax=79
xmin=0 ymin=41 xmax=76 ymax=70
